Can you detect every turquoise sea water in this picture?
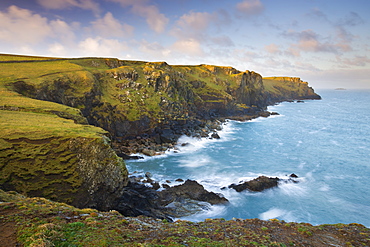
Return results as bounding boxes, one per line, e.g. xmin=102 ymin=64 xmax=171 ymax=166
xmin=126 ymin=90 xmax=370 ymax=226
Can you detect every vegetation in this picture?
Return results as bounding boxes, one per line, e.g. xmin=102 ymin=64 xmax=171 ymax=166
xmin=0 ymin=54 xmax=330 ymax=246
xmin=1 ymin=189 xmax=369 ymax=246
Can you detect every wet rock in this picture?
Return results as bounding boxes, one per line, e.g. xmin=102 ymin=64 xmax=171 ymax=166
xmin=162 ymin=184 xmax=170 ymax=189
xmin=142 ymin=148 xmax=156 ymax=156
xmin=229 ymin=176 xmax=280 ymax=192
xmin=158 ymin=180 xmax=229 ymax=206
xmin=151 ymin=182 xmax=160 ymax=190
xmin=211 ymin=132 xmax=220 ymax=139
xmin=114 ymin=182 xmax=172 ymax=221
xmin=289 ymin=173 xmax=298 ymax=178
xmin=175 ymin=178 xmax=184 ymax=182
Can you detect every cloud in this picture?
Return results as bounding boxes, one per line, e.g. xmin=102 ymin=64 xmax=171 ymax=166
xmin=138 ymin=40 xmax=171 ymax=58
xmin=283 ymin=29 xmax=352 ymax=55
xmin=177 ymin=11 xmax=215 ymax=32
xmin=265 ymin=43 xmax=280 ymax=54
xmin=48 ymin=43 xmax=66 ymax=56
xmin=336 ymin=55 xmax=370 ymax=68
xmin=236 ymin=0 xmax=264 ymax=16
xmin=0 ymin=5 xmax=52 ymax=44
xmin=50 ymin=19 xmax=76 ymax=44
xmin=171 ymin=39 xmax=204 ymax=57
xmin=78 ymin=37 xmax=128 ymax=56
xmin=210 ymin=36 xmax=234 ymax=47
xmin=338 ymin=12 xmax=364 ymax=27
xmin=91 ymin=12 xmax=134 ymax=38
xmin=108 ymin=0 xmax=168 ymax=33
xmin=37 ymin=0 xmax=100 ymax=15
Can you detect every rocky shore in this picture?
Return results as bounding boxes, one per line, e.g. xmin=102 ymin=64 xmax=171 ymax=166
xmin=113 ymin=110 xmax=280 ymax=158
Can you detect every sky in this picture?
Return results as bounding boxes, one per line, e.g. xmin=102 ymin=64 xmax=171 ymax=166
xmin=1 ymin=0 xmax=370 ymax=89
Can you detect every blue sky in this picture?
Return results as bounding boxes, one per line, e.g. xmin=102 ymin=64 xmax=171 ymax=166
xmin=1 ymin=0 xmax=369 ymax=89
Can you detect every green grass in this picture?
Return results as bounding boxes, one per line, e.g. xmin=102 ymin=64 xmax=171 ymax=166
xmin=0 ymin=53 xmax=60 ymax=61
xmin=0 ymin=110 xmax=106 ymax=140
xmin=1 ymin=189 xmax=369 ymax=247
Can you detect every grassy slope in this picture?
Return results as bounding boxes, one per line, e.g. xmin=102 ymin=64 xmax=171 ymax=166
xmin=1 ymin=189 xmax=369 ymax=247
xmin=0 ymin=55 xmax=126 ymax=204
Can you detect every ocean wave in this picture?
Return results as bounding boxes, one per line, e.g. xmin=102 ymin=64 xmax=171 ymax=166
xmin=259 ymin=207 xmax=297 ymax=222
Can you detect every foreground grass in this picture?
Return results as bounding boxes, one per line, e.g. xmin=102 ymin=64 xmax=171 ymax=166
xmin=1 ymin=189 xmax=369 ymax=247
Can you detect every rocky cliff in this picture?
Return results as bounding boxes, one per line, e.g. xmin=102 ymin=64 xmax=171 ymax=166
xmin=0 ymin=54 xmax=320 ymax=211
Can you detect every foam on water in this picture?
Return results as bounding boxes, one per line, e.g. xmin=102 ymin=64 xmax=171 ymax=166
xmin=126 ymin=90 xmax=370 ymax=226
xmin=259 ymin=208 xmax=296 ymax=222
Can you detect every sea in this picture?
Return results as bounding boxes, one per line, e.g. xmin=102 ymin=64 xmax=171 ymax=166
xmin=126 ymin=89 xmax=370 ymax=227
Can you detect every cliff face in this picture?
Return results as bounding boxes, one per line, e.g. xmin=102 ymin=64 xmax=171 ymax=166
xmin=0 ymin=54 xmax=320 ymax=209
xmin=263 ymin=77 xmax=321 ymax=104
xmin=0 ymin=110 xmax=128 ymax=211
xmin=6 ymin=58 xmax=320 ymax=142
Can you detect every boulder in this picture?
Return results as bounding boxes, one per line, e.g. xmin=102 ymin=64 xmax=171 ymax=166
xmin=211 ymin=132 xmax=220 ymax=139
xmin=114 ymin=182 xmax=171 ymax=221
xmin=229 ymin=176 xmax=280 ymax=192
xmin=158 ymin=180 xmax=229 ymax=206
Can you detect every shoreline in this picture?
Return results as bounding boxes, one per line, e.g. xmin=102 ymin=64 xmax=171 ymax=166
xmin=115 ymin=109 xmax=281 ymax=159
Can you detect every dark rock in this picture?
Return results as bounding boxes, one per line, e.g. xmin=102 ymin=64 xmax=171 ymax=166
xmin=162 ymin=184 xmax=170 ymax=189
xmin=151 ymin=182 xmax=160 ymax=190
xmin=145 ymin=172 xmax=152 ymax=179
xmin=117 ymin=153 xmax=144 ymax=160
xmin=229 ymin=176 xmax=280 ymax=192
xmin=175 ymin=178 xmax=184 ymax=182
xmin=114 ymin=182 xmax=172 ymax=221
xmin=158 ymin=180 xmax=229 ymax=206
xmin=165 ymin=180 xmax=171 ymax=183
xmin=289 ymin=173 xmax=298 ymax=178
xmin=270 ymin=112 xmax=280 ymax=115
xmin=142 ymin=148 xmax=156 ymax=156
xmin=211 ymin=132 xmax=220 ymax=139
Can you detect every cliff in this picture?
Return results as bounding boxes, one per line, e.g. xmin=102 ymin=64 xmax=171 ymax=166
xmin=0 ymin=54 xmax=320 ymax=211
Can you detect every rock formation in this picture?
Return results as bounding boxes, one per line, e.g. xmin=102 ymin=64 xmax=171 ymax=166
xmin=0 ymin=54 xmax=319 ymax=216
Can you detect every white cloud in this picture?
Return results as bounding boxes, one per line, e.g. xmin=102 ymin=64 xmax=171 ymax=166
xmin=37 ymin=0 xmax=100 ymax=15
xmin=0 ymin=5 xmax=52 ymax=44
xmin=91 ymin=12 xmax=134 ymax=38
xmin=138 ymin=40 xmax=171 ymax=59
xmin=177 ymin=11 xmax=214 ymax=32
xmin=50 ymin=19 xmax=76 ymax=44
xmin=236 ymin=0 xmax=264 ymax=16
xmin=78 ymin=37 xmax=128 ymax=57
xmin=48 ymin=43 xmax=66 ymax=56
xmin=171 ymin=39 xmax=204 ymax=57
xmin=108 ymin=0 xmax=168 ymax=33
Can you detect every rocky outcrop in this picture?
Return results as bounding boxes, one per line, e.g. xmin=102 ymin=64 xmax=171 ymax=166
xmin=229 ymin=176 xmax=280 ymax=192
xmin=8 ymin=58 xmax=320 ymax=157
xmin=115 ymin=179 xmax=228 ymax=220
xmin=263 ymin=77 xmax=321 ymax=104
xmin=0 ymin=126 xmax=128 ymax=211
xmin=228 ymin=174 xmax=299 ymax=192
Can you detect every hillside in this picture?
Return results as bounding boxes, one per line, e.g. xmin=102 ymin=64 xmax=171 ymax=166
xmin=0 ymin=54 xmax=321 ymax=223
xmin=1 ymin=189 xmax=369 ymax=246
